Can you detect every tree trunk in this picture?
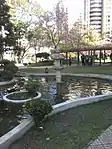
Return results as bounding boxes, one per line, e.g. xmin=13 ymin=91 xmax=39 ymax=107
xmin=35 ymin=47 xmax=37 ymax=63
xmin=0 ymin=53 xmax=3 ymax=61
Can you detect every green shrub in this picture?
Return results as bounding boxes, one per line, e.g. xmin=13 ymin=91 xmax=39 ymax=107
xmin=23 ymin=63 xmax=27 ymax=66
xmin=0 ymin=101 xmax=23 ymax=115
xmin=24 ymin=100 xmax=52 ymax=125
xmin=4 ymin=63 xmax=18 ymax=74
xmin=0 ymin=100 xmax=6 ymax=112
xmin=0 ymin=59 xmax=11 ymax=66
xmin=29 ymin=60 xmax=54 ymax=67
xmin=0 ymin=60 xmax=17 ymax=81
xmin=24 ymin=79 xmax=41 ymax=95
xmin=0 ymin=70 xmax=13 ymax=81
xmin=38 ymin=60 xmax=54 ymax=66
xmin=36 ymin=52 xmax=50 ymax=59
xmin=10 ymin=60 xmax=16 ymax=64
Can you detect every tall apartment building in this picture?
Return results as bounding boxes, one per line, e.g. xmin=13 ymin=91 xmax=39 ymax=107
xmin=84 ymin=0 xmax=112 ymax=41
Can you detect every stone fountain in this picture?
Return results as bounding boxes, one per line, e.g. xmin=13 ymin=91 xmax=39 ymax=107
xmin=51 ymin=46 xmax=68 ymax=103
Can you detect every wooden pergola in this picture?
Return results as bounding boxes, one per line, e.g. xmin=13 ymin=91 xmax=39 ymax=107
xmin=60 ymin=46 xmax=112 ymax=65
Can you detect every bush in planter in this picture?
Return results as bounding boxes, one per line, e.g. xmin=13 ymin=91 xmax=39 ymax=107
xmin=0 ymin=59 xmax=11 ymax=66
xmin=0 ymin=70 xmax=13 ymax=81
xmin=28 ymin=62 xmax=31 ymax=65
xmin=24 ymin=100 xmax=52 ymax=125
xmin=0 ymin=100 xmax=6 ymax=113
xmin=23 ymin=63 xmax=27 ymax=66
xmin=4 ymin=63 xmax=18 ymax=74
xmin=17 ymin=78 xmax=25 ymax=87
xmin=24 ymin=79 xmax=41 ymax=96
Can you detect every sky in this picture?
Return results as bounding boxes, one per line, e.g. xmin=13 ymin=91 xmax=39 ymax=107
xmin=36 ymin=0 xmax=84 ymax=25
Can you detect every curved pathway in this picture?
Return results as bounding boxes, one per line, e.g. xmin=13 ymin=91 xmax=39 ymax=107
xmin=87 ymin=125 xmax=112 ymax=149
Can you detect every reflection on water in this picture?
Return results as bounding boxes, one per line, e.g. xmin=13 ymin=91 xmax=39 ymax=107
xmin=40 ymin=77 xmax=112 ymax=104
xmin=63 ymin=77 xmax=112 ymax=98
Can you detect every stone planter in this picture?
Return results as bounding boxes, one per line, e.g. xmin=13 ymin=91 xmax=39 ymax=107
xmin=3 ymin=90 xmax=41 ymax=103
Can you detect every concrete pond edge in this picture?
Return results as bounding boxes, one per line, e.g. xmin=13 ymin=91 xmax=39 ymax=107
xmin=0 ymin=73 xmax=112 ymax=149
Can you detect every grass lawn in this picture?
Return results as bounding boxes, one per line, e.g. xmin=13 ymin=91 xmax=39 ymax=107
xmin=20 ymin=65 xmax=112 ymax=75
xmin=10 ymin=99 xmax=112 ymax=149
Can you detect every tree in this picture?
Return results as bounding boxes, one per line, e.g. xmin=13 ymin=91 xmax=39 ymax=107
xmin=68 ymin=22 xmax=102 ymax=48
xmin=7 ymin=0 xmax=30 ymax=19
xmin=68 ymin=22 xmax=85 ymax=48
xmin=84 ymin=29 xmax=102 ymax=46
xmin=8 ymin=0 xmax=45 ymax=63
xmin=0 ymin=0 xmax=16 ymax=59
xmin=8 ymin=0 xmax=43 ymax=23
xmin=13 ymin=21 xmax=29 ymax=63
xmin=39 ymin=0 xmax=69 ymax=49
xmin=27 ymin=25 xmax=47 ymax=63
xmin=36 ymin=52 xmax=50 ymax=60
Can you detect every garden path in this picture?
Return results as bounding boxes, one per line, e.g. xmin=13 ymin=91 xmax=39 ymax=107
xmin=87 ymin=125 xmax=112 ymax=149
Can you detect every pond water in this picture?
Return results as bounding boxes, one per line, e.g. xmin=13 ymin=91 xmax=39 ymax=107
xmin=0 ymin=76 xmax=112 ymax=104
xmin=39 ymin=76 xmax=112 ymax=105
xmin=0 ymin=76 xmax=112 ymax=137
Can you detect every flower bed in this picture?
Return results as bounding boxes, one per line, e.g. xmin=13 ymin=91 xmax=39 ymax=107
xmin=0 ymin=101 xmax=23 ymax=137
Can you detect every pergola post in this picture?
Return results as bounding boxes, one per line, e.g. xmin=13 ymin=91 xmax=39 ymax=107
xmin=111 ymin=50 xmax=112 ymax=64
xmin=77 ymin=51 xmax=80 ymax=65
xmin=93 ymin=50 xmax=95 ymax=66
xmin=99 ymin=49 xmax=102 ymax=66
xmin=66 ymin=52 xmax=68 ymax=59
xmin=65 ymin=52 xmax=68 ymax=65
xmin=104 ymin=50 xmax=106 ymax=64
xmin=91 ymin=50 xmax=92 ymax=56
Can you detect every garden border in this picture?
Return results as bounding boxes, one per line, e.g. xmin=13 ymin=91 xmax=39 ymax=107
xmin=0 ymin=73 xmax=112 ymax=149
xmin=0 ymin=118 xmax=34 ymax=149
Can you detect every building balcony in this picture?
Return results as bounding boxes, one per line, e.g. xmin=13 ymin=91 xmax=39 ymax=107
xmin=90 ymin=17 xmax=101 ymax=20
xmin=90 ymin=23 xmax=101 ymax=26
xmin=90 ymin=1 xmax=102 ymax=4
xmin=90 ymin=14 xmax=101 ymax=17
xmin=90 ymin=20 xmax=101 ymax=23
xmin=90 ymin=10 xmax=102 ymax=13
xmin=90 ymin=6 xmax=102 ymax=10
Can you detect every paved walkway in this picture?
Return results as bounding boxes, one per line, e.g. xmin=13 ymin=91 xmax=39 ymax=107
xmin=87 ymin=125 xmax=112 ymax=149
